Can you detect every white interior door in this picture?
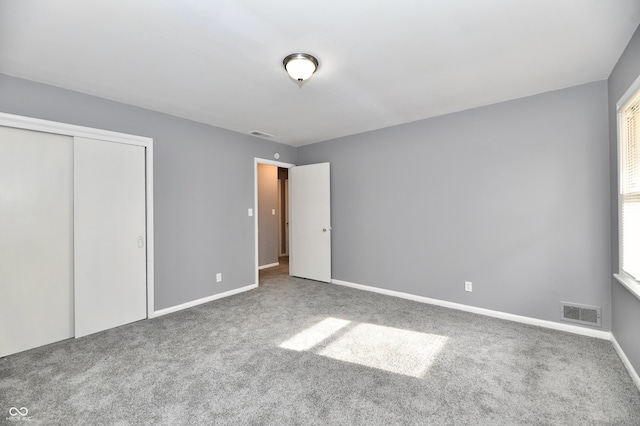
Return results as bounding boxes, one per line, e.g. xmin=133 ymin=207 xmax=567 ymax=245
xmin=289 ymin=163 xmax=331 ymax=282
xmin=74 ymin=137 xmax=147 ymax=338
xmin=0 ymin=126 xmax=74 ymax=357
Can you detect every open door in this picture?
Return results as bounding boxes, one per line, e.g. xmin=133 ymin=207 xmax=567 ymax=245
xmin=289 ymin=162 xmax=331 ymax=282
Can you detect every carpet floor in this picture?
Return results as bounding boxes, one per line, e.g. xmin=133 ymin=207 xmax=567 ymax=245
xmin=1 ymin=261 xmax=639 ymax=425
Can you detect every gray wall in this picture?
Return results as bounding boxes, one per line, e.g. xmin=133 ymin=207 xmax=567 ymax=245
xmin=0 ymin=71 xmax=623 ymax=337
xmin=258 ymin=164 xmax=279 ymax=266
xmin=608 ymin=25 xmax=640 ymax=374
xmin=298 ymin=81 xmax=612 ymax=329
xmin=0 ymin=73 xmax=296 ymax=310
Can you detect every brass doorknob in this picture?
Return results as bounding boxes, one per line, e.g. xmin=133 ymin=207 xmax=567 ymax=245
xmin=322 ymin=228 xmax=327 ymax=232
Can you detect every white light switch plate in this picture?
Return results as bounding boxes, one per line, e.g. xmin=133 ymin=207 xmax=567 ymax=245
xmin=248 ymin=208 xmax=253 ymax=216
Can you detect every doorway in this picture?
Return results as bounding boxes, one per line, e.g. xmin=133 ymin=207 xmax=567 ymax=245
xmin=254 ymin=158 xmax=332 ymax=286
xmin=259 ymin=166 xmax=289 ymax=283
xmin=254 ymin=158 xmax=294 ymax=285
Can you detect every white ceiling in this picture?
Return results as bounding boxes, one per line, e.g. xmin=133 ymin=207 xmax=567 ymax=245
xmin=1 ymin=1 xmax=639 ymax=146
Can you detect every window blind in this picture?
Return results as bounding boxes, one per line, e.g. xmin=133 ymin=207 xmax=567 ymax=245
xmin=621 ymin=97 xmax=640 ymax=280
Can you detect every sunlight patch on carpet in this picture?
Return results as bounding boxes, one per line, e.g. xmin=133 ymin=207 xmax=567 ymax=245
xmin=279 ymin=317 xmax=351 ymax=351
xmin=279 ymin=318 xmax=448 ymax=378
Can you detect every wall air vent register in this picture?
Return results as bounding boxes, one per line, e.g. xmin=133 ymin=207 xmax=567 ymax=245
xmin=560 ymin=302 xmax=601 ymax=327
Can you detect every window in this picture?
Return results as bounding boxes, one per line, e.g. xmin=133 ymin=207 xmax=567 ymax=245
xmin=618 ymin=81 xmax=640 ymax=285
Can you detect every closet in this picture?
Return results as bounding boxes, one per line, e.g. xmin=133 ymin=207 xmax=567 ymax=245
xmin=0 ymin=113 xmax=154 ymax=357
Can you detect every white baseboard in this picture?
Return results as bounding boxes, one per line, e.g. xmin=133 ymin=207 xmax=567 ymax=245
xmin=611 ymin=335 xmax=640 ymax=391
xmin=152 ymin=284 xmax=258 ymax=318
xmin=330 ymin=279 xmax=611 ymax=340
xmin=258 ymin=262 xmax=279 ymax=270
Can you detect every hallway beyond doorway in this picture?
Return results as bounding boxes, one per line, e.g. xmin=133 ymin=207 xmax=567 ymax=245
xmin=259 ymin=256 xmax=289 ymax=284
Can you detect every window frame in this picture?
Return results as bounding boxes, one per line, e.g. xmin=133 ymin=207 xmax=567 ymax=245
xmin=614 ymin=74 xmax=640 ymax=301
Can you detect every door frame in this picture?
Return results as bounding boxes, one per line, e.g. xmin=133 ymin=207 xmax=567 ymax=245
xmin=0 ymin=112 xmax=156 ymax=317
xmin=254 ymin=157 xmax=294 ymax=285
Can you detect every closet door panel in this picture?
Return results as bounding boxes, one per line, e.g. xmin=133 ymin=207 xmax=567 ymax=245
xmin=0 ymin=126 xmax=73 ymax=357
xmin=74 ymin=137 xmax=147 ymax=338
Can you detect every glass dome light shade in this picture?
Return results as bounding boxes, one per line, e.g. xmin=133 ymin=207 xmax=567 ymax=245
xmin=283 ymin=53 xmax=318 ymax=82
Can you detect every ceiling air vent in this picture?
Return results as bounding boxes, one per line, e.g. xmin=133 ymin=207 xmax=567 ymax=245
xmin=560 ymin=302 xmax=601 ymax=327
xmin=249 ymin=130 xmax=274 ymax=139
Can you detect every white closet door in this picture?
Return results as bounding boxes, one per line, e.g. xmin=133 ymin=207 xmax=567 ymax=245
xmin=0 ymin=126 xmax=74 ymax=357
xmin=74 ymin=137 xmax=147 ymax=338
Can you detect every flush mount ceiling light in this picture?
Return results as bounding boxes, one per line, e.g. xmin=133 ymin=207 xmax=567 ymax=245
xmin=283 ymin=53 xmax=319 ymax=85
